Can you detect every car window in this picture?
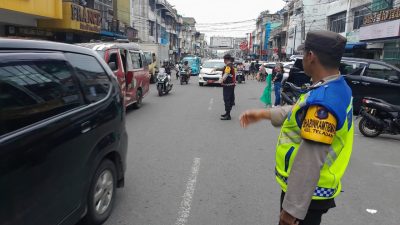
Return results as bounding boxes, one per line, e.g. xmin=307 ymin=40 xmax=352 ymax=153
xmin=0 ymin=59 xmax=84 ymax=136
xmin=65 ymin=53 xmax=111 ymax=103
xmin=108 ymin=52 xmax=119 ymax=71
xmin=130 ymin=52 xmax=143 ymax=69
xmin=143 ymin=52 xmax=152 ymax=65
xmin=365 ymin=63 xmax=398 ymax=80
xmin=339 ymin=61 xmax=365 ymax=75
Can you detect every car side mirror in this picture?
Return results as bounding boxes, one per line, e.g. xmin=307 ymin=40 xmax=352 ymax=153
xmin=108 ymin=62 xmax=117 ymax=71
xmin=388 ymin=75 xmax=399 ymax=83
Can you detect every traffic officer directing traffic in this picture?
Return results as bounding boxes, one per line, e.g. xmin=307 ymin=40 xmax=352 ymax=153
xmin=220 ymin=54 xmax=236 ymax=120
xmin=240 ymin=31 xmax=353 ymax=225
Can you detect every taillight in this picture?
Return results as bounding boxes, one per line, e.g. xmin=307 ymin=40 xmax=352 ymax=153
xmin=362 ymin=99 xmax=370 ymax=104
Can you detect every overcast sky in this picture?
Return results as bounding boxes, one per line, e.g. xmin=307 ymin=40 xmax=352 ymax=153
xmin=168 ymin=0 xmax=286 ymax=39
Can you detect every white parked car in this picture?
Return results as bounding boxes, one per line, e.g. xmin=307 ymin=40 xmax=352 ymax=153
xmin=198 ymin=59 xmax=226 ymax=86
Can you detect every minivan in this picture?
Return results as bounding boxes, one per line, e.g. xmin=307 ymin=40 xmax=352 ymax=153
xmin=80 ymin=42 xmax=150 ymax=109
xmin=0 ymin=39 xmax=128 ymax=225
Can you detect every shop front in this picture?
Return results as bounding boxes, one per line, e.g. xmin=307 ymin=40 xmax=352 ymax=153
xmin=38 ymin=2 xmax=101 ymax=43
xmin=0 ymin=0 xmax=62 ymax=38
xmin=360 ymin=7 xmax=400 ymax=66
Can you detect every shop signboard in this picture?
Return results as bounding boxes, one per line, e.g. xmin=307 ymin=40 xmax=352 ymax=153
xmin=38 ymin=2 xmax=101 ymax=33
xmin=360 ymin=19 xmax=400 ymax=41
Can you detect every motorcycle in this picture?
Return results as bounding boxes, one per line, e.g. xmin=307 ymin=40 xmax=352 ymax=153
xmin=180 ymin=69 xmax=189 ymax=85
xmin=237 ymin=70 xmax=245 ymax=84
xmin=358 ymin=97 xmax=400 ymax=137
xmin=157 ymin=68 xmax=173 ymax=96
xmin=280 ymin=82 xmax=309 ymax=105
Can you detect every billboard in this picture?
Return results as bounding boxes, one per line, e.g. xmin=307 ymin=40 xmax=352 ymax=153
xmin=210 ymin=37 xmax=233 ymax=48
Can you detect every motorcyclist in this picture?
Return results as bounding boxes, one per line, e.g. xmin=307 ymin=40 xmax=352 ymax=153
xmin=183 ymin=61 xmax=191 ymax=80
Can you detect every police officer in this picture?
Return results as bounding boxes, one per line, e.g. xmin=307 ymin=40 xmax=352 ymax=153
xmin=220 ymin=54 xmax=236 ymax=120
xmin=239 ymin=31 xmax=353 ymax=225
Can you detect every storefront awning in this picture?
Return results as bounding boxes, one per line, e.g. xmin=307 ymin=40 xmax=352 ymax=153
xmin=345 ymin=42 xmax=367 ymax=50
xmin=100 ymin=30 xmax=127 ymax=39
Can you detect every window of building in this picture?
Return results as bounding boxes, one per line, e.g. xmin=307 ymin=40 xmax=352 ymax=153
xmin=0 ymin=57 xmax=84 ymax=135
xmin=371 ymin=0 xmax=393 ymax=11
xmin=328 ymin=12 xmax=346 ymax=33
xmin=149 ymin=21 xmax=154 ymax=36
xmin=353 ymin=7 xmax=370 ymax=30
xmin=65 ymin=53 xmax=111 ymax=103
xmin=149 ymin=0 xmax=155 ymax=11
xmin=130 ymin=52 xmax=143 ymax=69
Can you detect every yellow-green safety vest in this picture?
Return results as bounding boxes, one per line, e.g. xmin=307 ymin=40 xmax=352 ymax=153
xmin=275 ymin=76 xmax=354 ymax=200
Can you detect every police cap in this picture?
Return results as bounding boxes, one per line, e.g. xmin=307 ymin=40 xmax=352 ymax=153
xmin=297 ymin=30 xmax=347 ymax=60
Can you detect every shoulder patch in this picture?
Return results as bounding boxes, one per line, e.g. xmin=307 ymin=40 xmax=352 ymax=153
xmin=301 ymin=106 xmax=337 ymax=144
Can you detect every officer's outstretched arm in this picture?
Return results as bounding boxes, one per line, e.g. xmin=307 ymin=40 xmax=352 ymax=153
xmin=240 ymin=109 xmax=272 ymax=128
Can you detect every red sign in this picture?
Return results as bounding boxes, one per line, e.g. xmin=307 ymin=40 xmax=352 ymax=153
xmin=240 ymin=40 xmax=248 ymax=51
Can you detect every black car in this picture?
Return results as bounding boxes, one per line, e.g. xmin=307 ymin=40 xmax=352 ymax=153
xmin=287 ymin=57 xmax=400 ymax=113
xmin=0 ymin=39 xmax=128 ymax=225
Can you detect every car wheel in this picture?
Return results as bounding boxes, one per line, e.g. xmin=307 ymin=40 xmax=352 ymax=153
xmin=133 ymin=89 xmax=143 ymax=109
xmin=83 ymin=159 xmax=117 ymax=225
xmin=359 ymin=117 xmax=382 ymax=137
xmin=199 ymin=83 xmax=204 ymax=86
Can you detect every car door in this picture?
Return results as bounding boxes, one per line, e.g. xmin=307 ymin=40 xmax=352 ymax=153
xmin=340 ymin=60 xmax=367 ymax=112
xmin=140 ymin=52 xmax=150 ymax=95
xmin=104 ymin=49 xmax=126 ymax=103
xmin=123 ymin=50 xmax=136 ymax=105
xmin=129 ymin=51 xmax=144 ymax=101
xmin=0 ymin=52 xmax=90 ymax=225
xmin=362 ymin=62 xmax=400 ymax=105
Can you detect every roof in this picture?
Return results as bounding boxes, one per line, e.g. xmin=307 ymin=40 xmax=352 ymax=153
xmin=78 ymin=42 xmax=141 ymax=51
xmin=182 ymin=17 xmax=196 ymax=25
xmin=0 ymin=38 xmax=95 ymax=55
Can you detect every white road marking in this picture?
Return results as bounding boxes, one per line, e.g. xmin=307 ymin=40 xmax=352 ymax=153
xmin=366 ymin=209 xmax=378 ymax=214
xmin=175 ymin=157 xmax=201 ymax=225
xmin=208 ymin=98 xmax=214 ymax=111
xmin=373 ymin=162 xmax=400 ymax=169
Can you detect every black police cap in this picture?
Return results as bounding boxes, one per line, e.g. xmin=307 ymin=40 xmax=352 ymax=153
xmin=297 ymin=30 xmax=347 ymax=59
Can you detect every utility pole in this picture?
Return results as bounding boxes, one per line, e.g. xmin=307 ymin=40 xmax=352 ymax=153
xmin=293 ymin=25 xmax=297 ymax=55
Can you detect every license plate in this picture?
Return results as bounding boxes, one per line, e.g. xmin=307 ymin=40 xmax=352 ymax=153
xmin=207 ymin=80 xmax=215 ymax=84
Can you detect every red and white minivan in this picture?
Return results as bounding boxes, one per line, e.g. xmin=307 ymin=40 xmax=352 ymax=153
xmin=80 ymin=42 xmax=150 ymax=109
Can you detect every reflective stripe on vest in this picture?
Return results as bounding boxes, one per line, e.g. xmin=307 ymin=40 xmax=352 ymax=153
xmin=275 ymin=169 xmax=337 ymax=198
xmin=275 ymin=93 xmax=354 ymax=200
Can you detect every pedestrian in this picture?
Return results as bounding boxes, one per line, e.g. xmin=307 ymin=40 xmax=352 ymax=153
xmin=239 ymin=31 xmax=353 ymax=225
xmin=273 ymin=64 xmax=284 ymax=106
xmin=244 ymin=60 xmax=250 ymax=80
xmin=258 ymin=64 xmax=267 ymax=82
xmin=250 ymin=62 xmax=256 ymax=79
xmin=260 ymin=70 xmax=272 ymax=107
xmin=219 ymin=54 xmax=236 ymax=120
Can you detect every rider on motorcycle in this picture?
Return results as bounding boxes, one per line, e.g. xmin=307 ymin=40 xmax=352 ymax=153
xmin=183 ymin=61 xmax=191 ymax=80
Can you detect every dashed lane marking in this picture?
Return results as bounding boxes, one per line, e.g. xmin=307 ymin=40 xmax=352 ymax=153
xmin=175 ymin=157 xmax=201 ymax=225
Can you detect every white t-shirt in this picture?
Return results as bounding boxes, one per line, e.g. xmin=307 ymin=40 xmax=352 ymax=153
xmin=244 ymin=63 xmax=250 ymax=71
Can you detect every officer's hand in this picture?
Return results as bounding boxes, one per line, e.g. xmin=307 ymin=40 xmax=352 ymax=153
xmin=239 ymin=109 xmax=268 ymax=128
xmin=279 ymin=210 xmax=299 ymax=225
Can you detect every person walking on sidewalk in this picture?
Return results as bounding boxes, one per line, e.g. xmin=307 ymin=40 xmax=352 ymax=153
xmin=220 ymin=54 xmax=236 ymax=120
xmin=240 ymin=31 xmax=353 ymax=225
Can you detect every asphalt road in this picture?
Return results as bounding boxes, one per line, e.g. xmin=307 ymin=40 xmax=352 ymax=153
xmin=104 ymin=77 xmax=400 ymax=225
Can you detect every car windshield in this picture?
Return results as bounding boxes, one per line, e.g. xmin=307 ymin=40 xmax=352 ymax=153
xmin=202 ymin=61 xmax=225 ymax=68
